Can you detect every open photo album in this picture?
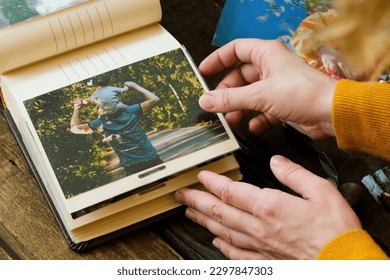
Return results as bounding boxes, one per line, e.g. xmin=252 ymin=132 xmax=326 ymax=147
xmin=0 ymin=0 xmax=241 ymax=250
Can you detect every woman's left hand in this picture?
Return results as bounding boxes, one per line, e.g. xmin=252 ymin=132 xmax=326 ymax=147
xmin=175 ymin=155 xmax=362 ymax=259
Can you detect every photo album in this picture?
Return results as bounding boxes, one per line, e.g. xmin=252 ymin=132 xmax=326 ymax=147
xmin=0 ymin=0 xmax=241 ymax=250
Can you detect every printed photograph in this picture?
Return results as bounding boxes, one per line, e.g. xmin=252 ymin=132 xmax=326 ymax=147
xmin=0 ymin=0 xmax=85 ymax=28
xmin=24 ymin=48 xmax=231 ymax=199
xmin=211 ymin=0 xmax=308 ymax=47
xmin=211 ymin=0 xmax=333 ymax=47
xmin=362 ymin=166 xmax=390 ymax=211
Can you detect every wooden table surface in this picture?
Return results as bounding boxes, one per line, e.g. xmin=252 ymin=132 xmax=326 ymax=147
xmin=1 ymin=0 xmax=390 ymax=260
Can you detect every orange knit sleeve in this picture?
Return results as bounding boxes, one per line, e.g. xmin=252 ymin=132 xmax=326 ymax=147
xmin=332 ymin=79 xmax=390 ymax=161
xmin=323 ymin=80 xmax=390 ymax=259
xmin=317 ymin=229 xmax=389 ymax=260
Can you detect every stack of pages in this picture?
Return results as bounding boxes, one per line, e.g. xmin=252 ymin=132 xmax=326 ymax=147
xmin=0 ymin=0 xmax=241 ymax=250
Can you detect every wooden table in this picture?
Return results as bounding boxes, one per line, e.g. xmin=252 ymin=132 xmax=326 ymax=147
xmin=1 ymin=0 xmax=390 ymax=260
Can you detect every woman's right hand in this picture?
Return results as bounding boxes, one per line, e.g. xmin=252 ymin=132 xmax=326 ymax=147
xmin=199 ymin=39 xmax=338 ymax=140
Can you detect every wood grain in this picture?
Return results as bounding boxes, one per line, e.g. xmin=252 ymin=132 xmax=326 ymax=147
xmin=0 ymin=114 xmax=183 ymax=259
xmin=2 ymin=0 xmax=390 ymax=260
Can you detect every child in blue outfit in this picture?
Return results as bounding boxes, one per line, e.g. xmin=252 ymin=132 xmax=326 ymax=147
xmin=70 ymin=79 xmax=163 ymax=176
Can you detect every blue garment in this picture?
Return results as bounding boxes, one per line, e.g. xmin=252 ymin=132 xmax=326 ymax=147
xmin=89 ymin=86 xmax=126 ymax=115
xmin=89 ymin=104 xmax=158 ymax=167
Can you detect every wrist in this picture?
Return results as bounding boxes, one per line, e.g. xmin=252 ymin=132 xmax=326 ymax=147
xmin=317 ymin=75 xmax=337 ymax=137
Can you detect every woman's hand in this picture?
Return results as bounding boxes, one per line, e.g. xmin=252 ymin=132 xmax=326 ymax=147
xmin=198 ymin=39 xmax=338 ymax=139
xmin=175 ymin=155 xmax=362 ymax=259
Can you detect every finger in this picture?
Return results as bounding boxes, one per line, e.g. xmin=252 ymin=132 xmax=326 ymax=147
xmin=269 ymin=155 xmax=336 ymax=201
xmin=196 ymin=170 xmax=264 ymax=205
xmin=178 ymin=189 xmax=289 ymax=258
xmin=223 ymin=105 xmax=280 ymax=133
xmin=175 ymin=185 xmax=285 ymax=254
xmin=185 ymin=207 xmax=269 ymax=253
xmin=213 ymin=237 xmax=289 ymax=260
xmin=201 ymin=63 xmax=259 ymax=128
xmin=228 ymin=111 xmax=283 ymax=134
xmin=200 ymin=39 xmax=294 ymax=77
xmin=195 ymin=171 xmax=294 ymax=225
xmin=176 ymin=187 xmax=262 ymax=234
xmin=212 ymin=237 xmax=272 ymax=260
xmin=224 ymin=110 xmax=248 ymax=128
xmin=179 ymin=173 xmax=317 ymax=260
xmin=248 ymin=112 xmax=281 ymax=134
xmin=199 ymin=81 xmax=268 ymax=113
xmin=199 ymin=39 xmax=265 ymax=76
xmin=214 ymin=63 xmax=260 ymax=90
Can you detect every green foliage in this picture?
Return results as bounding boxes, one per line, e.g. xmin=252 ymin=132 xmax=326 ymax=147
xmin=0 ymin=0 xmax=39 ymax=24
xmin=24 ymin=49 xmax=215 ymax=198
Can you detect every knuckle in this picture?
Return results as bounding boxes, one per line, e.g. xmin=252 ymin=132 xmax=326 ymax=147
xmin=211 ymin=203 xmax=223 ymax=223
xmin=279 ymin=162 xmax=302 ymax=180
xmin=252 ymin=230 xmax=269 ymax=245
xmin=219 ymin=226 xmax=233 ymax=244
xmin=218 ymin=181 xmax=234 ymax=204
xmin=251 ymin=188 xmax=277 ymax=219
xmin=219 ymin=88 xmax=233 ymax=111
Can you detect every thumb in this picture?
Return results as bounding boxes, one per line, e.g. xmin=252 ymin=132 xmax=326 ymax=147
xmin=199 ymin=82 xmax=266 ymax=113
xmin=199 ymin=89 xmax=240 ymax=113
xmin=270 ymin=155 xmax=330 ymax=200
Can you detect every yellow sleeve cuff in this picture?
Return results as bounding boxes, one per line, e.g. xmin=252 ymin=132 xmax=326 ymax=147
xmin=317 ymin=229 xmax=389 ymax=260
xmin=332 ymin=79 xmax=390 ymax=161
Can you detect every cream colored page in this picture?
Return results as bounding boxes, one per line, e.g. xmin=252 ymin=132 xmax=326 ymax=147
xmin=2 ymin=24 xmax=240 ymax=224
xmin=1 ymin=24 xmax=182 ymax=229
xmin=0 ymin=0 xmax=162 ymax=74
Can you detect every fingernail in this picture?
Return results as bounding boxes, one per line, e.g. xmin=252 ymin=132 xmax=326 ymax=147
xmin=212 ymin=238 xmax=220 ymax=249
xmin=270 ymin=155 xmax=289 ymax=167
xmin=185 ymin=208 xmax=196 ymax=220
xmin=199 ymin=93 xmax=214 ymax=110
xmin=197 ymin=170 xmax=207 ymax=181
xmin=174 ymin=190 xmax=184 ymax=202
